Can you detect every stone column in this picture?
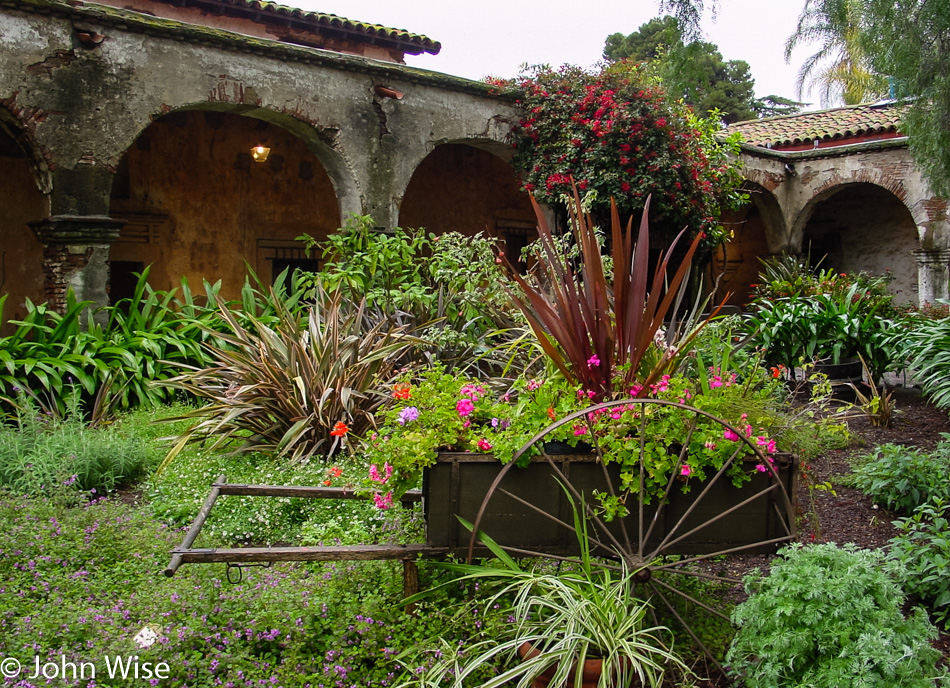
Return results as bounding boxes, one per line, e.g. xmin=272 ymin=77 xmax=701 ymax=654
xmin=30 ymin=215 xmax=125 ymax=313
xmin=912 ymin=249 xmax=950 ymax=306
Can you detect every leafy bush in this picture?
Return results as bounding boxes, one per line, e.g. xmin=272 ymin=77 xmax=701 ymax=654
xmin=888 ymin=498 xmax=950 ymax=628
xmin=507 ymin=61 xmax=745 ymax=243
xmin=751 ymin=254 xmax=897 ymax=316
xmin=745 ymin=284 xmax=897 ymax=379
xmin=302 ymin=215 xmax=521 ymax=374
xmin=726 ymin=543 xmax=940 ymax=688
xmin=847 ymin=441 xmax=950 ymax=514
xmin=0 ymin=391 xmax=153 ymax=495
xmin=892 ymin=314 xmax=950 ymax=409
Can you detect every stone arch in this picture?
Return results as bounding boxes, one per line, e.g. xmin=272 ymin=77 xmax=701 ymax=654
xmin=711 ymin=182 xmax=784 ymax=305
xmin=108 ymin=107 xmax=343 ymax=301
xmin=397 ymin=141 xmax=535 ymax=262
xmin=794 ymin=181 xmax=919 ymax=304
xmin=0 ymin=109 xmax=48 ymax=331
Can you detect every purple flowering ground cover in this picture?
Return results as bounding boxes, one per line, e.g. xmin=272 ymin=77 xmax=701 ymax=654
xmin=0 ymin=484 xmax=509 ymax=688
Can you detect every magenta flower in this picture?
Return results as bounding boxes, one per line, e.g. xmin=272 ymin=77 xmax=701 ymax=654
xmin=587 ymin=355 xmax=601 ymax=369
xmin=373 ymin=492 xmax=393 ymax=510
xmin=369 ymin=462 xmax=393 ymax=485
xmin=724 ymin=428 xmax=740 ymax=442
xmin=456 ymin=398 xmax=475 ymax=417
xmin=680 ymin=465 xmax=691 ymax=476
xmin=755 ymin=464 xmax=768 ymax=473
xmin=477 ymin=439 xmax=492 ymax=452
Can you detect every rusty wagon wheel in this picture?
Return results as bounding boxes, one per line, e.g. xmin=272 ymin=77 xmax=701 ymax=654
xmin=463 ymin=397 xmax=797 ymax=669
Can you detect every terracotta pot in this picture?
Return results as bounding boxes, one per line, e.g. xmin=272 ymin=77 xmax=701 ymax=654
xmin=517 ymin=641 xmax=642 ymax=688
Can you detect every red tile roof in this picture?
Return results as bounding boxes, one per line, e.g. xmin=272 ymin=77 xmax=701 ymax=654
xmin=151 ymin=0 xmax=441 ymax=55
xmin=725 ymin=102 xmax=907 ymax=150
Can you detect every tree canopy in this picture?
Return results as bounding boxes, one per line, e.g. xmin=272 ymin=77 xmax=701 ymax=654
xmin=604 ymin=16 xmax=759 ymax=123
xmin=785 ymin=0 xmax=888 ymax=105
xmin=658 ymin=0 xmax=950 ymax=196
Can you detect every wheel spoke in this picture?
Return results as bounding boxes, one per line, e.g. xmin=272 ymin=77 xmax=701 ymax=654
xmin=640 ymin=414 xmax=698 ymax=551
xmin=648 ymin=534 xmax=798 ymax=571
xmin=495 ymin=486 xmax=619 ymax=556
xmin=650 ymin=575 xmax=732 ymax=623
xmin=650 ymin=482 xmax=782 ymax=558
xmin=645 ymin=580 xmax=725 ymax=673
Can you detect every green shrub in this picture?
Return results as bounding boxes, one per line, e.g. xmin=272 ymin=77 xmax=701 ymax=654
xmin=888 ymin=498 xmax=950 ymax=628
xmin=847 ymin=440 xmax=950 ymax=514
xmin=0 ymin=392 xmax=153 ymax=495
xmin=893 ymin=314 xmax=950 ymax=409
xmin=726 ymin=543 xmax=940 ymax=688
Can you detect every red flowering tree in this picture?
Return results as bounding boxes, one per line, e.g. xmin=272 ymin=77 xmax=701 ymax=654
xmin=510 ymin=62 xmax=746 ymax=245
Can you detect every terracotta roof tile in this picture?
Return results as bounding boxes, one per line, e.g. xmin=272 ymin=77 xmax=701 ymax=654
xmin=725 ymin=102 xmax=907 ymax=149
xmin=159 ymin=0 xmax=441 ymax=54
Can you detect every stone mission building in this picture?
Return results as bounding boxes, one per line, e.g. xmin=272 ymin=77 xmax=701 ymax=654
xmin=718 ymin=104 xmax=949 ymax=306
xmin=0 ymin=0 xmax=946 ymax=322
xmin=0 ymin=0 xmax=536 ymax=325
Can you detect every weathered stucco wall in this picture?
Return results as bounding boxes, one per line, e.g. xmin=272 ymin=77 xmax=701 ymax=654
xmin=399 ymin=143 xmax=534 ymax=236
xmin=0 ymin=132 xmax=47 ymax=329
xmin=722 ymin=142 xmax=950 ymax=304
xmin=0 ymin=0 xmax=524 ymax=311
xmin=109 ymin=110 xmax=340 ymax=299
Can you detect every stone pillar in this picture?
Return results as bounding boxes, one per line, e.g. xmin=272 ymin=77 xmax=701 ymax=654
xmin=29 ymin=215 xmax=125 ymax=313
xmin=912 ymin=249 xmax=950 ymax=306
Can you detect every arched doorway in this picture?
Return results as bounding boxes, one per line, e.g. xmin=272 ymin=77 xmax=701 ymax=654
xmin=0 ymin=112 xmax=48 ymax=331
xmin=399 ymin=143 xmax=536 ymax=266
xmin=798 ymin=183 xmax=918 ymax=304
xmin=108 ymin=109 xmax=341 ymax=302
xmin=712 ymin=183 xmax=782 ymax=306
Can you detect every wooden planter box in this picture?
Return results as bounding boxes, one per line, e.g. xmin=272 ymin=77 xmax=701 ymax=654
xmin=423 ymin=452 xmax=797 ymax=558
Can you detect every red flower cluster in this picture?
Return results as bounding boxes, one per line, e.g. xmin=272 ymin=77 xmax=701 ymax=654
xmin=510 ymin=63 xmax=745 ymax=245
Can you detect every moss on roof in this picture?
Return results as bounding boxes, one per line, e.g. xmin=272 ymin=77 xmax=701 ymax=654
xmin=725 ymin=102 xmax=907 ymax=149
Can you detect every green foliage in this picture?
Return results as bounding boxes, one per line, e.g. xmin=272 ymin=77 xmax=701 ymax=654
xmin=848 ymin=441 xmax=950 ymax=513
xmin=604 ymin=15 xmax=759 ymax=123
xmin=302 ymin=215 xmax=520 ymax=374
xmin=888 ymin=498 xmax=950 ymax=628
xmin=751 ymin=254 xmax=897 ymax=315
xmin=726 ymin=543 xmax=941 ymax=688
xmin=399 ymin=503 xmax=688 ymax=688
xmin=0 ymin=390 xmax=153 ymax=495
xmin=785 ymin=0 xmax=888 ymax=105
xmin=158 ymin=285 xmax=415 ymax=468
xmin=508 ymin=62 xmax=745 ymax=243
xmin=890 ymin=313 xmax=950 ymax=409
xmin=365 ymin=363 xmax=794 ymax=513
xmin=863 ymin=0 xmax=950 ymax=197
xmin=0 ymin=269 xmax=311 ymax=421
xmin=746 ymin=282 xmax=897 ymax=379
xmin=0 ymin=481 xmax=503 ymax=688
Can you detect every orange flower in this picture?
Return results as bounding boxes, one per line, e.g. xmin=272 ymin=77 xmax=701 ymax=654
xmin=329 ymin=466 xmax=343 ymax=478
xmin=392 ymin=384 xmax=411 ymax=400
xmin=547 ymin=407 xmax=556 ymax=421
xmin=322 ymin=479 xmax=332 ymax=486
xmin=330 ymin=421 xmax=350 ymax=437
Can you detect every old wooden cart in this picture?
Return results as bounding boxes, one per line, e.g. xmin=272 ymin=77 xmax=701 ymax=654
xmin=166 ymin=398 xmax=797 ymax=661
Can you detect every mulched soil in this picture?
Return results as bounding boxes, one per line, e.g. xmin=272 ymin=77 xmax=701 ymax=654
xmin=693 ymin=385 xmax=950 ymax=687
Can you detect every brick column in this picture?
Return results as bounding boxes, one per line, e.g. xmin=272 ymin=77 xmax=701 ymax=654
xmin=29 ymin=215 xmax=125 ymax=313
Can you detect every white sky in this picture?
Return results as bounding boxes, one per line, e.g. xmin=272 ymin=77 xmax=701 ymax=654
xmin=288 ymin=0 xmax=821 ymax=109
